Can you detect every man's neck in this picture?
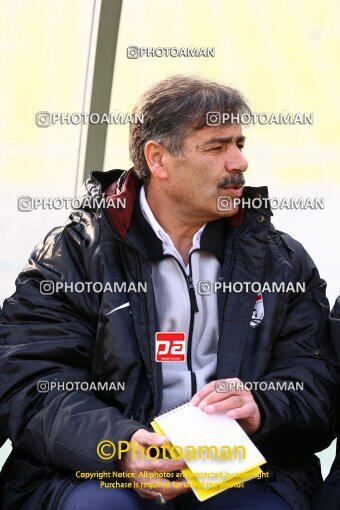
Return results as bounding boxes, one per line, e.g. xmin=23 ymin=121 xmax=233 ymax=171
xmin=144 ymin=185 xmax=204 ymax=265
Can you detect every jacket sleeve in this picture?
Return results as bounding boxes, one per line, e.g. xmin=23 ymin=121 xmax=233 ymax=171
xmin=252 ymin=239 xmax=339 ymax=458
xmin=0 ymin=215 xmax=145 ymax=472
xmin=329 ymin=296 xmax=340 ymax=366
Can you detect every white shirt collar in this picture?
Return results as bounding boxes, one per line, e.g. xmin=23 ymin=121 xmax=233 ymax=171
xmin=139 ymin=185 xmax=206 ymax=254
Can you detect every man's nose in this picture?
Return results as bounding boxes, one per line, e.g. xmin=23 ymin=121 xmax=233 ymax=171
xmin=224 ymin=148 xmax=248 ymax=173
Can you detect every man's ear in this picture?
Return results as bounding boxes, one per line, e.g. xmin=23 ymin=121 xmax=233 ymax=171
xmin=144 ymin=140 xmax=168 ymax=180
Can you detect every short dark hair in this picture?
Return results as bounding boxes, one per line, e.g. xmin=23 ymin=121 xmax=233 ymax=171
xmin=129 ymin=75 xmax=251 ymax=183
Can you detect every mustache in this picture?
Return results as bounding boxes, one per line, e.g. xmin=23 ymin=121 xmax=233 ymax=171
xmin=217 ymin=173 xmax=245 ymax=189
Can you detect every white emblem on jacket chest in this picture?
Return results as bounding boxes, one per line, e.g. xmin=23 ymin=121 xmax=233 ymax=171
xmin=250 ymin=293 xmax=264 ymax=327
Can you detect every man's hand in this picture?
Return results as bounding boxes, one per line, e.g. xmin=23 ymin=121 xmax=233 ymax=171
xmin=191 ymin=378 xmax=261 ymax=434
xmin=118 ymin=428 xmax=190 ymax=501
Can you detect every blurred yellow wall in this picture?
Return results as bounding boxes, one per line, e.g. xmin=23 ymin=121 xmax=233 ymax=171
xmin=106 ymin=0 xmax=340 ymax=189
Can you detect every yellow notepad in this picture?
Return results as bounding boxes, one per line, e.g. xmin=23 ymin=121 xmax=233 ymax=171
xmin=151 ymin=402 xmax=266 ymax=501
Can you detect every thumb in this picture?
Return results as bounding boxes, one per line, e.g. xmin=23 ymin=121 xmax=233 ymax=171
xmin=132 ymin=428 xmax=169 ymax=447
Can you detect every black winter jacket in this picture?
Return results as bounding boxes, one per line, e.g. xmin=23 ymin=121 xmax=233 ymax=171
xmin=0 ymin=169 xmax=338 ymax=510
xmin=313 ymin=296 xmax=340 ymax=509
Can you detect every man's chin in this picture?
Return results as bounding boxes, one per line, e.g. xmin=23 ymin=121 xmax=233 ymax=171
xmin=203 ymin=205 xmax=240 ymax=222
xmin=216 ymin=196 xmax=243 ymax=215
xmin=216 ymin=205 xmax=240 ymax=218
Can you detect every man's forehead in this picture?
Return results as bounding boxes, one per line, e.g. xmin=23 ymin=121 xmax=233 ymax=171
xmin=192 ymin=124 xmax=245 ymax=146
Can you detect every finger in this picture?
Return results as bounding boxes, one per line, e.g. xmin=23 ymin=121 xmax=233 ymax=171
xmin=137 ymin=477 xmax=177 ymax=496
xmin=227 ymin=402 xmax=258 ymax=421
xmin=198 ymin=388 xmax=245 ymax=410
xmin=192 ymin=378 xmax=243 ymax=406
xmin=132 ymin=429 xmax=169 ymax=447
xmin=133 ymin=487 xmax=159 ymax=500
xmin=214 ymin=378 xmax=244 ymax=394
xmin=138 ymin=457 xmax=187 ymax=473
xmin=156 ymin=480 xmax=191 ymax=501
xmin=134 ymin=478 xmax=189 ymax=501
xmin=203 ymin=395 xmax=245 ymax=414
xmin=191 ymin=380 xmax=217 ymax=405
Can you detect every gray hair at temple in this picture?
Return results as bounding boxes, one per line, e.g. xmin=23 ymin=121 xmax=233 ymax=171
xmin=129 ymin=74 xmax=251 ymax=183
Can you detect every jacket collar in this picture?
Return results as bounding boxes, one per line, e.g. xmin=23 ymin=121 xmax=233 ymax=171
xmin=94 ymin=169 xmax=139 ymax=238
xmin=89 ymin=168 xmax=272 ymax=243
xmin=130 ymin=191 xmax=227 ymax=263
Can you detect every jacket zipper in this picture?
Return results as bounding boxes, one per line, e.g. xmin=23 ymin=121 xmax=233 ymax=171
xmin=168 ymin=252 xmax=199 ymax=397
xmin=187 ymin=253 xmax=199 ymax=396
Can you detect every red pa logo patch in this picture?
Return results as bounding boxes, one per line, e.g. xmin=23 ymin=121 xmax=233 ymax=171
xmin=155 ymin=332 xmax=186 ymax=362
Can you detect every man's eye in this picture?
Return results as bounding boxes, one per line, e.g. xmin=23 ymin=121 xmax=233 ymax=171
xmin=210 ymin=146 xmax=222 ymax=151
xmin=237 ymin=144 xmax=245 ymax=150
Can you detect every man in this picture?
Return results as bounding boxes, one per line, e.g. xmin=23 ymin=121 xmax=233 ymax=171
xmin=0 ymin=75 xmax=337 ymax=510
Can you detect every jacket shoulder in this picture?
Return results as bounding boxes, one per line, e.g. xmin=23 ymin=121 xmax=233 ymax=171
xmin=267 ymin=224 xmax=321 ymax=281
xmin=28 ymin=210 xmax=101 ymax=274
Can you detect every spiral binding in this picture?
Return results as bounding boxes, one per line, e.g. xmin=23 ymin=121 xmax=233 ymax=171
xmin=155 ymin=401 xmax=191 ymax=420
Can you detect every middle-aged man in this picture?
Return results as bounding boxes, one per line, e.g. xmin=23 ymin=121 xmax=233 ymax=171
xmin=0 ymin=75 xmax=338 ymax=510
